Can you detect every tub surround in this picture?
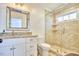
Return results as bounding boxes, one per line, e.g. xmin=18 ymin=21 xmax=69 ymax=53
xmin=46 ymin=16 xmax=79 ymax=55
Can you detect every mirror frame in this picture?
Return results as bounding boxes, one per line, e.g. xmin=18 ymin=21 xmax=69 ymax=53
xmin=6 ymin=7 xmax=30 ymax=31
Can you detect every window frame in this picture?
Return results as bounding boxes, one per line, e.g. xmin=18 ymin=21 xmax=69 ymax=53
xmin=56 ymin=11 xmax=77 ymax=23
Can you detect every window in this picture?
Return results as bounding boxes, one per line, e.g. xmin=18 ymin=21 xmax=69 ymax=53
xmin=64 ymin=15 xmax=69 ymax=20
xmin=56 ymin=12 xmax=77 ymax=22
xmin=56 ymin=16 xmax=63 ymax=22
xmin=69 ymin=13 xmax=76 ymax=19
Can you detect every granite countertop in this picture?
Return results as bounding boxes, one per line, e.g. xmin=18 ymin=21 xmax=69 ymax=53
xmin=0 ymin=35 xmax=38 ymax=39
xmin=0 ymin=32 xmax=38 ymax=39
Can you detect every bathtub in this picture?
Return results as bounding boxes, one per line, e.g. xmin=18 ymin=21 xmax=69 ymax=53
xmin=64 ymin=53 xmax=79 ymax=56
xmin=50 ymin=45 xmax=79 ymax=56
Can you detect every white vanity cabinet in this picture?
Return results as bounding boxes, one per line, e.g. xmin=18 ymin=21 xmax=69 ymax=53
xmin=0 ymin=37 xmax=37 ymax=56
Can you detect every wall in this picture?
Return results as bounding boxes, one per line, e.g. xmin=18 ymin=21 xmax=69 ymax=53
xmin=0 ymin=4 xmax=6 ymax=32
xmin=45 ymin=15 xmax=54 ymax=45
xmin=30 ymin=6 xmax=45 ymax=42
xmin=45 ymin=11 xmax=62 ymax=46
xmin=45 ymin=15 xmax=79 ymax=53
xmin=55 ymin=4 xmax=79 ymax=52
xmin=45 ymin=4 xmax=79 ymax=53
xmin=57 ymin=20 xmax=79 ymax=52
xmin=0 ymin=3 xmax=45 ymax=42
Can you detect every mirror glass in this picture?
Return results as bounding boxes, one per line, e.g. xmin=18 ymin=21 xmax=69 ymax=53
xmin=6 ymin=7 xmax=30 ymax=30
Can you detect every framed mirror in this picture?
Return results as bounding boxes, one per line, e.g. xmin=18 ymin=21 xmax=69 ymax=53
xmin=6 ymin=7 xmax=30 ymax=30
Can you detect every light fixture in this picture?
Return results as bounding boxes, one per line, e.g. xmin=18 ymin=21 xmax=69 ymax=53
xmin=11 ymin=3 xmax=30 ymax=11
xmin=15 ymin=3 xmax=25 ymax=7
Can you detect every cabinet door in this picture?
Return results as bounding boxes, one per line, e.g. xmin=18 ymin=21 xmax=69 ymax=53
xmin=0 ymin=39 xmax=14 ymax=56
xmin=30 ymin=38 xmax=37 ymax=56
xmin=0 ymin=46 xmax=13 ymax=56
xmin=25 ymin=38 xmax=37 ymax=56
xmin=14 ymin=43 xmax=25 ymax=56
xmin=25 ymin=38 xmax=30 ymax=56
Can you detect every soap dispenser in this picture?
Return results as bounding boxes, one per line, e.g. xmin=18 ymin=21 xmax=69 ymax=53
xmin=2 ymin=29 xmax=5 ymax=34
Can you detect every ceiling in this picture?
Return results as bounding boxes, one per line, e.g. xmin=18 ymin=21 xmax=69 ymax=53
xmin=0 ymin=3 xmax=70 ymax=11
xmin=0 ymin=3 xmax=72 ymax=12
xmin=25 ymin=3 xmax=69 ymax=11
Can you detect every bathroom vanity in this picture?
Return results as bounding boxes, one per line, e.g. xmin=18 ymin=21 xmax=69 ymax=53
xmin=0 ymin=6 xmax=38 ymax=56
xmin=0 ymin=34 xmax=38 ymax=56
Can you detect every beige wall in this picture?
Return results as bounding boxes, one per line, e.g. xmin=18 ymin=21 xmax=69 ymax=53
xmin=45 ymin=11 xmax=62 ymax=46
xmin=46 ymin=19 xmax=79 ymax=52
xmin=45 ymin=15 xmax=52 ymax=44
xmin=57 ymin=20 xmax=79 ymax=52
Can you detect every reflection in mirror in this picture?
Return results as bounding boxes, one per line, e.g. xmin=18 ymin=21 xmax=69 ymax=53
xmin=11 ymin=18 xmax=22 ymax=28
xmin=6 ymin=7 xmax=30 ymax=30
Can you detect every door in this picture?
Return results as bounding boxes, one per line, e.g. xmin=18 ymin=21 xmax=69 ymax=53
xmin=0 ymin=46 xmax=13 ymax=56
xmin=14 ymin=43 xmax=26 ymax=56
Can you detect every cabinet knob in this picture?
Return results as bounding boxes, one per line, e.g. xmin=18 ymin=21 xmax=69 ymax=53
xmin=10 ymin=48 xmax=13 ymax=50
xmin=30 ymin=39 xmax=33 ymax=41
xmin=14 ymin=48 xmax=16 ymax=49
xmin=10 ymin=48 xmax=16 ymax=50
xmin=30 ymin=46 xmax=34 ymax=48
xmin=30 ymin=54 xmax=33 ymax=56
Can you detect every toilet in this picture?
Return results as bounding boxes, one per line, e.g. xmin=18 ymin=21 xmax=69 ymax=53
xmin=38 ymin=43 xmax=51 ymax=56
